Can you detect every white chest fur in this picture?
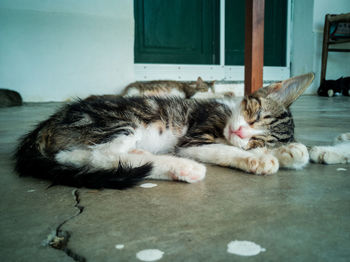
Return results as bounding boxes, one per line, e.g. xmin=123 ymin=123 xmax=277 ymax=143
xmin=135 ymin=124 xmax=184 ymax=154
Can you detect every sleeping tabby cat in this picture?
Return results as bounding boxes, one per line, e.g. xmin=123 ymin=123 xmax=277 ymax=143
xmin=122 ymin=77 xmax=215 ymax=98
xmin=14 ymin=73 xmax=314 ymax=189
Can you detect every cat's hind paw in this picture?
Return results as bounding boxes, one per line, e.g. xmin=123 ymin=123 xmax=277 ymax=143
xmin=170 ymin=159 xmax=206 ymax=183
xmin=310 ymin=146 xmax=347 ymax=164
xmin=244 ymin=154 xmax=279 ymax=175
xmin=273 ymin=143 xmax=309 ymax=169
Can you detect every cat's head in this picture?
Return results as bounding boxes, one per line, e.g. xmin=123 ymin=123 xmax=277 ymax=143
xmin=196 ymin=77 xmax=216 ymax=93
xmin=224 ymin=73 xmax=314 ymax=149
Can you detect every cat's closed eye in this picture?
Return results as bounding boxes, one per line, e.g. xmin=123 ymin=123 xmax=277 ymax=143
xmin=246 ymin=108 xmax=262 ymax=126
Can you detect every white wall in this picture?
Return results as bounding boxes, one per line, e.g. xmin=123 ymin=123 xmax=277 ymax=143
xmin=2 ymin=0 xmax=349 ymax=101
xmin=291 ymin=0 xmax=315 ymax=83
xmin=291 ymin=0 xmax=350 ymax=94
xmin=0 ymin=0 xmax=134 ymax=102
xmin=313 ymin=0 xmax=350 ymax=31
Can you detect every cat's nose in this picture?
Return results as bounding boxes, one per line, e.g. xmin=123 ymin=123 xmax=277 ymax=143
xmin=229 ymin=126 xmax=250 ymax=139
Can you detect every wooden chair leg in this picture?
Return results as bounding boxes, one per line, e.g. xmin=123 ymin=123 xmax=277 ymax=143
xmin=320 ymin=15 xmax=330 ymax=86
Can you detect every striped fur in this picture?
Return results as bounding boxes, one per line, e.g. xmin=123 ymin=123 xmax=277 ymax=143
xmin=14 ymin=73 xmax=314 ymax=188
xmin=122 ymin=77 xmax=215 ymax=98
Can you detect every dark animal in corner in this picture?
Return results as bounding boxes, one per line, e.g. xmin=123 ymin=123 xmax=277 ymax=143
xmin=0 ymin=89 xmax=22 ymax=107
xmin=341 ymin=77 xmax=350 ymax=96
xmin=318 ymin=77 xmax=350 ymax=97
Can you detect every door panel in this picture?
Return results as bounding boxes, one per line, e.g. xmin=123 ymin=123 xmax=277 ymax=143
xmin=134 ymin=0 xmax=220 ymax=64
xmin=225 ymin=0 xmax=287 ymax=66
xmin=135 ymin=0 xmax=287 ymax=66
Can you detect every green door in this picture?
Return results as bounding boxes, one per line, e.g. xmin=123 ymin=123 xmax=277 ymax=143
xmin=134 ymin=0 xmax=220 ymax=64
xmin=135 ymin=0 xmax=287 ymax=67
xmin=225 ymin=0 xmax=287 ymax=66
xmin=264 ymin=0 xmax=287 ymax=66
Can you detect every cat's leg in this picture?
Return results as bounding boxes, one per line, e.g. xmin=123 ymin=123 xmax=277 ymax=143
xmin=310 ymin=132 xmax=350 ymax=164
xmin=55 ymin=149 xmax=92 ymax=167
xmin=191 ymin=92 xmax=222 ymax=99
xmin=334 ymin=133 xmax=350 ymax=144
xmin=177 ymin=144 xmax=279 ymax=175
xmin=120 ymin=151 xmax=206 ymax=183
xmin=191 ymin=92 xmax=235 ymax=99
xmin=56 ymin=144 xmax=206 ymax=183
xmin=309 ymin=146 xmax=346 ymax=164
xmin=55 ymin=134 xmax=140 ymax=169
xmin=124 ymin=87 xmax=141 ymax=97
xmin=269 ymin=143 xmax=309 ymax=169
xmin=309 ymin=144 xmax=350 ymax=164
xmin=168 ymin=89 xmax=186 ymax=98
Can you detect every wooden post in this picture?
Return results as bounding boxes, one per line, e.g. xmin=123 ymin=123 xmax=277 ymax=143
xmin=245 ymin=0 xmax=265 ymax=95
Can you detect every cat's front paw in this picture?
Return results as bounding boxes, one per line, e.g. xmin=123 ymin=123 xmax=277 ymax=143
xmin=170 ymin=159 xmax=206 ymax=183
xmin=310 ymin=146 xmax=346 ymax=164
xmin=335 ymin=133 xmax=350 ymax=143
xmin=244 ymin=154 xmax=279 ymax=175
xmin=274 ymin=143 xmax=309 ymax=169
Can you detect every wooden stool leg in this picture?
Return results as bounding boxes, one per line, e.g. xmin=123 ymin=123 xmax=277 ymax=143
xmin=320 ymin=14 xmax=330 ymax=86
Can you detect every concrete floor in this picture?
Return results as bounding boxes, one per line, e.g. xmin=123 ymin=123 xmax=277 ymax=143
xmin=0 ymin=96 xmax=349 ymax=262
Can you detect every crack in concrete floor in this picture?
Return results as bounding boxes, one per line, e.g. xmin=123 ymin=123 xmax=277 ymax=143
xmin=44 ymin=189 xmax=86 ymax=262
xmin=1 ymin=97 xmax=350 ymax=261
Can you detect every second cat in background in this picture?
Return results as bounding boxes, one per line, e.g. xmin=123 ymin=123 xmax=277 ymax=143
xmin=122 ymin=77 xmax=234 ymax=99
xmin=86 ymin=77 xmax=234 ymax=101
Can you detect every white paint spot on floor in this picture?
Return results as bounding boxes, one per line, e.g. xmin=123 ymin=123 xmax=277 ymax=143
xmin=27 ymin=189 xmax=35 ymax=193
xmin=336 ymin=168 xmax=347 ymax=171
xmin=136 ymin=249 xmax=164 ymax=261
xmin=115 ymin=244 xmax=124 ymax=249
xmin=227 ymin=240 xmax=266 ymax=256
xmin=139 ymin=183 xmax=158 ymax=188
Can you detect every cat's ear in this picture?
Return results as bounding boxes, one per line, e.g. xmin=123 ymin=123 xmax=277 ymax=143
xmin=196 ymin=77 xmax=204 ymax=84
xmin=256 ymin=73 xmax=314 ymax=108
xmin=196 ymin=77 xmax=205 ymax=89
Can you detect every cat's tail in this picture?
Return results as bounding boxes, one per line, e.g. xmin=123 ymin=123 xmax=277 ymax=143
xmin=14 ymin=130 xmax=152 ymax=189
